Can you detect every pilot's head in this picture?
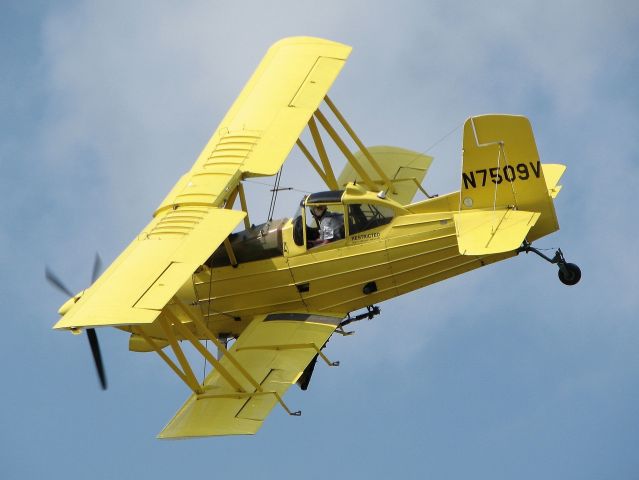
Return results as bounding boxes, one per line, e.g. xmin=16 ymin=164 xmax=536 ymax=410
xmin=311 ymin=205 xmax=327 ymax=218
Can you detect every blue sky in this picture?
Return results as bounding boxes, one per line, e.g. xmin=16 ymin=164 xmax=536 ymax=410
xmin=2 ymin=1 xmax=638 ymax=478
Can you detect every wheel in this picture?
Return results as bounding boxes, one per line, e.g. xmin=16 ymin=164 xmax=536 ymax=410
xmin=558 ymin=263 xmax=581 ymax=286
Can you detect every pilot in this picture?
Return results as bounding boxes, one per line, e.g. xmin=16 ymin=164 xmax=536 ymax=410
xmin=310 ymin=204 xmax=344 ymax=246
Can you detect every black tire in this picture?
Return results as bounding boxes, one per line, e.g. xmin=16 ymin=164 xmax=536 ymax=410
xmin=558 ymin=263 xmax=581 ymax=286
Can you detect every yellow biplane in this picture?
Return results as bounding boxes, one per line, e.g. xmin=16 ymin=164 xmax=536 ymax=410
xmin=48 ymin=37 xmax=580 ymax=438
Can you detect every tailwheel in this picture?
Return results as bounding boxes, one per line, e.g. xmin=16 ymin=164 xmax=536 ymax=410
xmin=517 ymin=241 xmax=581 ymax=286
xmin=558 ymin=262 xmax=581 ymax=286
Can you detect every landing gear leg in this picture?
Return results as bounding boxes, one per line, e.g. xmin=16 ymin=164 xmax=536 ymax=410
xmin=517 ymin=241 xmax=581 ymax=286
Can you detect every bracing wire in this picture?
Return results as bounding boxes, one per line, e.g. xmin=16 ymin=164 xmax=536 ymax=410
xmin=244 ymin=178 xmax=311 ymax=195
xmin=404 ymin=121 xmax=465 ymax=169
xmin=501 ymin=143 xmax=519 ymax=205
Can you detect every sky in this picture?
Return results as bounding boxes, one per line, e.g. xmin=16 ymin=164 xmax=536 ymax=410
xmin=2 ymin=0 xmax=638 ymax=478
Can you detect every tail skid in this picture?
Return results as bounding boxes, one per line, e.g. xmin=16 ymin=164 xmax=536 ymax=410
xmin=518 ymin=241 xmax=582 ymax=286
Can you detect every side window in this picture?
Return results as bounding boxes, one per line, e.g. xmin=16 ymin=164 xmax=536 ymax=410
xmin=347 ymin=203 xmax=395 ymax=235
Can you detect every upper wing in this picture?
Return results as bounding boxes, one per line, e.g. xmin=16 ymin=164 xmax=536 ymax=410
xmin=337 ymin=146 xmax=433 ymax=205
xmin=54 ymin=37 xmax=351 ymax=330
xmin=158 ymin=313 xmax=342 ymax=438
xmin=180 ymin=37 xmax=351 ymax=178
xmin=156 ymin=37 xmax=351 ymax=217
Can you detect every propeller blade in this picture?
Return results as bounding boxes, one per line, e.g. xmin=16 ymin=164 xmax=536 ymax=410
xmin=86 ymin=328 xmax=107 ymax=390
xmin=91 ymin=253 xmax=102 ymax=284
xmin=46 ymin=259 xmax=109 ymax=390
xmin=45 ymin=267 xmax=75 ymax=298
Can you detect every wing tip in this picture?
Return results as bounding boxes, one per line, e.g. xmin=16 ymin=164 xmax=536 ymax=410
xmin=156 ymin=431 xmax=257 ymax=440
xmin=266 ymin=36 xmax=352 ymax=62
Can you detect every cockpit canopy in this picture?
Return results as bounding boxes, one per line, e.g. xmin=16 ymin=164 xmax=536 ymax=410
xmin=293 ymin=189 xmax=397 ymax=247
xmin=209 ymin=187 xmax=403 ymax=267
xmin=305 ymin=190 xmax=345 ymax=204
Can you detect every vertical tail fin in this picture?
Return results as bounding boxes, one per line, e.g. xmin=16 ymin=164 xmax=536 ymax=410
xmin=460 ymin=115 xmax=549 ymax=212
xmin=458 ymin=114 xmax=560 ymax=245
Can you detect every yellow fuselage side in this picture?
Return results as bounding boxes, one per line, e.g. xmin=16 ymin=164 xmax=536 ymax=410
xmin=154 ymin=182 xmax=557 ymax=342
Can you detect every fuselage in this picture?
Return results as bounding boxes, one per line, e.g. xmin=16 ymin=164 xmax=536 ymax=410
xmin=167 ymin=188 xmax=522 ymax=341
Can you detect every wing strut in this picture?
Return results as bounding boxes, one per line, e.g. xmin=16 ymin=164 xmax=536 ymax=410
xmin=323 ymin=96 xmax=393 ymax=192
xmin=163 ymin=309 xmax=245 ymax=392
xmin=171 ymin=299 xmax=304 ymax=416
xmin=313 ymin=108 xmax=378 ymax=191
xmin=296 ymin=138 xmax=337 ymax=189
xmin=136 ymin=303 xmax=304 ymax=417
xmin=157 ymin=316 xmax=204 ymax=394
xmin=237 ymin=183 xmax=251 ymax=229
xmin=221 ymin=187 xmax=242 ymax=266
xmin=298 ymin=96 xmax=429 ymax=198
xmin=172 ymin=298 xmax=262 ymax=391
xmin=132 ymin=325 xmax=201 ymax=392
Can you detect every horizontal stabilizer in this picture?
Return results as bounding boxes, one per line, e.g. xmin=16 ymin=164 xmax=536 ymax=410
xmin=454 ymin=209 xmax=540 ymax=255
xmin=158 ymin=313 xmax=341 ymax=439
xmin=337 ymin=146 xmax=433 ymax=204
xmin=542 ymin=164 xmax=566 ymax=198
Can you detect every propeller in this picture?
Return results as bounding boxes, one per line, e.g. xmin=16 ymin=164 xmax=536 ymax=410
xmin=86 ymin=328 xmax=107 ymax=390
xmin=91 ymin=253 xmax=102 ymax=286
xmin=44 ymin=267 xmax=74 ymax=298
xmin=46 ymin=253 xmax=108 ymax=390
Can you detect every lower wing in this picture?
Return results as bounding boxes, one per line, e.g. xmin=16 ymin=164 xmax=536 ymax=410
xmin=158 ymin=312 xmax=343 ymax=439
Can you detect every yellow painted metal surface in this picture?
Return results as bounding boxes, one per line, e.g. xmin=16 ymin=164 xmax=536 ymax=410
xmin=287 ymin=230 xmax=398 ymax=314
xmin=542 ymin=163 xmax=566 ymax=198
xmin=460 ymin=114 xmax=560 ymax=242
xmin=158 ymin=313 xmax=340 ymax=438
xmin=187 ymin=38 xmax=350 ymax=177
xmin=462 ymin=115 xmax=544 ymax=209
xmin=55 ymin=37 xmax=350 ymax=332
xmin=338 ymin=146 xmax=433 ymax=204
xmin=54 ymin=208 xmax=246 ymax=329
xmin=128 ymin=333 xmax=169 ymax=352
xmin=52 ymin=37 xmax=572 ymax=439
xmin=154 ymin=37 xmax=350 ymax=217
xmin=454 ymin=209 xmax=540 ymax=255
xmin=193 ymin=256 xmax=302 ymax=337
xmin=387 ymin=213 xmax=480 ymax=297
